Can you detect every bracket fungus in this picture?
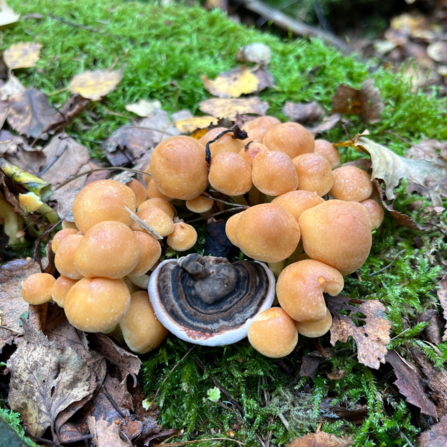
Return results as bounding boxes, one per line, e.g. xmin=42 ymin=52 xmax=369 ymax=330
xmin=148 ymin=254 xmax=275 ymax=346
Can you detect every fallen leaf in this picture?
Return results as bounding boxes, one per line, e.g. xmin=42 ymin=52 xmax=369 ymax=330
xmin=428 ymin=42 xmax=447 ymax=63
xmin=320 ymin=399 xmax=367 ymax=425
xmin=4 ymin=43 xmax=42 ymax=70
xmin=7 ymin=88 xmax=57 ymax=139
xmin=87 ymin=416 xmax=131 ymax=447
xmin=3 ymin=145 xmax=46 ymax=176
xmin=299 ymin=355 xmax=322 ymax=379
xmin=199 ymin=96 xmax=269 ymax=120
xmin=174 ymin=116 xmax=218 ymax=133
xmin=386 ymin=350 xmax=437 ymax=417
xmin=390 ymin=13 xmax=428 ymax=34
xmin=7 ymin=318 xmax=90 ymax=438
xmin=307 ymin=114 xmax=342 ymax=136
xmin=0 ymin=74 xmax=25 ymax=100
xmin=438 ymin=277 xmax=447 ymax=342
xmin=326 ymin=369 xmax=345 ymax=380
xmin=287 ymin=431 xmax=353 ymax=447
xmin=0 ymin=0 xmax=19 ymax=27
xmin=125 ymin=99 xmax=162 ymax=117
xmin=417 ymin=309 xmax=442 ymax=345
xmin=326 ymin=295 xmax=391 ymax=369
xmin=283 ymin=101 xmax=323 ymax=123
xmin=331 ymin=79 xmax=384 ymax=123
xmin=418 ymin=414 xmax=447 ymax=447
xmin=236 ymin=43 xmax=271 ymax=67
xmin=68 ymin=67 xmax=124 ymax=101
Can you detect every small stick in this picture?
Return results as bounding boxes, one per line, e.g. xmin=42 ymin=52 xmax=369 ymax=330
xmin=187 ymin=207 xmax=247 ymax=224
xmin=155 ymin=438 xmax=246 ymax=447
xmin=384 ymin=130 xmax=412 ymax=146
xmin=61 ymin=434 xmax=93 ymax=444
xmin=0 ymin=325 xmax=23 ymax=335
xmin=125 ymin=206 xmax=163 ymax=240
xmin=278 ymin=414 xmax=289 ymax=431
xmin=48 ymin=14 xmax=106 ymax=35
xmin=101 ymin=385 xmax=126 ymax=418
xmin=399 ymin=430 xmax=414 ymax=447
xmin=202 ymin=194 xmax=248 ymax=208
xmin=313 ymin=338 xmax=330 ymax=358
xmin=368 ymin=249 xmax=406 ymax=277
xmin=24 ymin=429 xmax=63 ymax=447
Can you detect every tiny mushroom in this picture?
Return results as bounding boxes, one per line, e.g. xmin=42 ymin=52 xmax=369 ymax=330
xmin=314 ymin=139 xmax=341 ymax=169
xmin=295 ymin=310 xmax=333 ymax=338
xmin=329 ymin=166 xmax=373 ymax=202
xmin=263 ymin=122 xmax=314 ymax=158
xmin=361 ymin=199 xmax=385 ymax=230
xmin=167 ymin=222 xmax=198 ymax=251
xmin=55 ymin=234 xmax=84 ymax=280
xmin=21 ymin=273 xmax=56 ymax=305
xmin=51 ymin=228 xmax=79 ymax=253
xmin=186 ymin=194 xmax=214 ymax=214
xmin=239 ymin=142 xmax=270 ymax=166
xmin=138 ymin=198 xmax=175 ymax=219
xmin=292 ymin=153 xmax=333 ymax=197
xmin=225 ymin=211 xmax=244 ymax=246
xmin=130 ymin=207 xmax=174 ymax=237
xmin=148 ymin=254 xmax=275 ymax=346
xmin=51 ymin=276 xmax=78 ymax=308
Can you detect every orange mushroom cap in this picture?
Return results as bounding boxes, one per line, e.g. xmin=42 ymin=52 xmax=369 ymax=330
xmin=127 ymin=231 xmax=161 ymax=277
xmin=329 ymin=166 xmax=373 ymax=202
xmin=55 ymin=234 xmax=84 ymax=280
xmin=199 ymin=127 xmax=245 ymax=156
xmin=314 ymin=139 xmax=341 ymax=169
xmin=167 ymin=222 xmax=198 ymax=251
xmin=21 ymin=273 xmax=55 ymax=305
xmin=51 ymin=228 xmax=79 ymax=253
xmin=292 ymin=153 xmax=333 ymax=197
xmin=272 ymin=190 xmax=324 ymax=224
xmin=242 ymin=116 xmax=281 ymax=143
xmin=361 ymin=199 xmax=385 ymax=230
xmin=263 ymin=122 xmax=314 ymax=158
xmin=295 ymin=310 xmax=332 ymax=338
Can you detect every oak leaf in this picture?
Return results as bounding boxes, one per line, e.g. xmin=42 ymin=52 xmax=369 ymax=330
xmin=199 ymin=96 xmax=269 ymax=120
xmin=4 ymin=43 xmax=42 ymax=69
xmin=287 ymin=431 xmax=353 ymax=447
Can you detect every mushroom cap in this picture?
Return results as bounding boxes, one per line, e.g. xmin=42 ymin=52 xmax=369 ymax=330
xmin=55 ymin=234 xmax=84 ymax=280
xmin=72 ymin=180 xmax=137 ymax=234
xmin=272 ymin=190 xmax=324 ymax=224
xmin=199 ymin=127 xmax=245 ymax=156
xmin=51 ymin=228 xmax=79 ymax=253
xmin=299 ymin=200 xmax=372 ymax=275
xmin=127 ymin=231 xmax=161 ymax=277
xmin=130 ymin=207 xmax=174 ymax=237
xmin=21 ymin=273 xmax=55 ymax=305
xmin=75 ymin=221 xmax=141 ymax=279
xmin=236 ymin=204 xmax=300 ymax=262
xmin=263 ymin=122 xmax=314 ymax=158
xmin=167 ymin=223 xmax=198 ymax=251
xmin=314 ymin=139 xmax=341 ymax=169
xmin=208 ymin=152 xmax=252 ymax=196
xmin=238 ymin=142 xmax=270 ymax=166
xmin=329 ymin=166 xmax=373 ymax=202
xmin=126 ymin=179 xmax=147 ymax=207
xmin=225 ymin=211 xmax=244 ymax=246
xmin=62 ymin=220 xmax=78 ymax=230
xmin=295 ymin=309 xmax=332 ymax=338
xmin=277 ymin=260 xmax=343 ymax=322
xmin=252 ymin=151 xmax=298 ymax=196
xmin=361 ymin=199 xmax=385 ymax=230
xmin=148 ymin=254 xmax=275 ymax=346
xmin=147 ymin=179 xmax=173 ymax=202
xmin=248 ymin=307 xmax=298 ymax=358
xmin=186 ymin=194 xmax=214 ymax=213
xmin=120 ymin=291 xmax=168 ymax=354
xmin=52 ymin=276 xmax=78 ymax=308
xmin=242 ymin=116 xmax=281 ymax=142
xmin=292 ymin=153 xmax=334 ymax=197
xmin=150 ymin=136 xmax=208 ymax=200
xmin=65 ymin=277 xmax=130 ymax=333
xmin=138 ymin=198 xmax=175 ymax=219
xmin=19 ymin=192 xmax=43 ymax=212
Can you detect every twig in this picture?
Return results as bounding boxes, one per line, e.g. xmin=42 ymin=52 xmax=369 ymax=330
xmin=24 ymin=429 xmax=63 ymax=447
xmin=61 ymin=434 xmax=93 ymax=444
xmin=0 ymin=325 xmax=23 ymax=335
xmin=368 ymin=250 xmax=406 ymax=277
xmin=342 ymin=123 xmax=354 ymax=142
xmin=101 ymin=385 xmax=126 ymax=418
xmin=155 ymin=438 xmax=246 ymax=447
xmin=399 ymin=430 xmax=414 ymax=447
xmin=203 ymin=194 xmax=248 ymax=208
xmin=384 ymin=130 xmax=413 ymax=146
xmin=390 ymin=327 xmax=411 ymax=341
xmin=48 ymin=14 xmax=106 ymax=35
xmin=125 ymin=206 xmax=163 ymax=240
xmin=278 ymin=414 xmax=289 ymax=431
xmin=313 ymin=338 xmax=330 ymax=358
xmin=187 ymin=207 xmax=246 ymax=224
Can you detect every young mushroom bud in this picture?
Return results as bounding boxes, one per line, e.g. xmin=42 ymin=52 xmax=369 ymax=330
xmin=242 ymin=116 xmax=281 ymax=142
xmin=263 ymin=122 xmax=314 ymax=158
xmin=150 ymin=136 xmax=208 ymax=200
xmin=271 ymin=190 xmax=324 ymax=224
xmin=199 ymin=127 xmax=245 ymax=156
xmin=252 ymin=151 xmax=298 ymax=196
xmin=208 ymin=152 xmax=252 ymax=196
xmin=186 ymin=194 xmax=214 ymax=214
xmin=292 ymin=153 xmax=334 ymax=197
xmin=248 ymin=307 xmax=298 ymax=358
xmin=51 ymin=228 xmax=79 ymax=253
xmin=225 ymin=211 xmax=244 ymax=247
xmin=52 ymin=276 xmax=78 ymax=308
xmin=329 ymin=166 xmax=373 ymax=202
xmin=299 ymin=200 xmax=372 ymax=275
xmin=130 ymin=207 xmax=174 ymax=237
xmin=361 ymin=199 xmax=385 ymax=230
xmin=127 ymin=231 xmax=161 ymax=278
xmin=295 ymin=310 xmax=332 ymax=338
xmin=75 ymin=221 xmax=141 ymax=279
xmin=55 ymin=234 xmax=84 ymax=280
xmin=138 ymin=198 xmax=175 ymax=219
xmin=73 ymin=180 xmax=137 ymax=234
xmin=147 ymin=179 xmax=174 ymax=202
xmin=167 ymin=223 xmax=198 ymax=251
xmin=126 ymin=179 xmax=147 ymax=207
xmin=314 ymin=139 xmax=341 ymax=169
xmin=21 ymin=273 xmax=56 ymax=305
xmin=236 ymin=204 xmax=300 ymax=262
xmin=238 ymin=142 xmax=270 ymax=166
xmin=120 ymin=291 xmax=168 ymax=354
xmin=277 ymin=260 xmax=343 ymax=322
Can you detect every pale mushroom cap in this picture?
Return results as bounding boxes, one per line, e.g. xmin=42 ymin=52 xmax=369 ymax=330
xmin=21 ymin=273 xmax=55 ymax=305
xmin=299 ymin=200 xmax=372 ymax=275
xmin=147 ymin=179 xmax=173 ymax=202
xmin=295 ymin=310 xmax=332 ymax=338
xmin=51 ymin=228 xmax=79 ymax=253
xmin=242 ymin=116 xmax=281 ymax=142
xmin=127 ymin=231 xmax=162 ymax=277
xmin=150 ymin=136 xmax=208 ymax=200
xmin=272 ymin=190 xmax=324 ymax=224
xmin=263 ymin=122 xmax=314 ymax=158
xmin=330 ymin=166 xmax=373 ymax=202
xmin=120 ymin=291 xmax=168 ymax=354
xmin=252 ymin=151 xmax=298 ymax=196
xmin=75 ymin=221 xmax=141 ymax=279
xmin=55 ymin=234 xmax=84 ymax=280
xmin=225 ymin=211 xmax=244 ymax=246
xmin=277 ymin=260 xmax=343 ymax=322
xmin=314 ymin=139 xmax=341 ymax=169
xmin=167 ymin=223 xmax=198 ymax=251
xmin=199 ymin=127 xmax=245 ymax=156
xmin=292 ymin=153 xmax=334 ymax=197
xmin=72 ymin=180 xmax=137 ymax=234
xmin=248 ymin=307 xmax=298 ymax=358
xmin=126 ymin=179 xmax=147 ymax=207
xmin=52 ymin=276 xmax=78 ymax=308
xmin=236 ymin=204 xmax=300 ymax=263
xmin=361 ymin=199 xmax=385 ymax=230
xmin=19 ymin=192 xmax=43 ymax=212
xmin=238 ymin=142 xmax=270 ymax=166
xmin=65 ymin=277 xmax=130 ymax=333
xmin=208 ymin=152 xmax=252 ymax=196
xmin=130 ymin=207 xmax=174 ymax=237
xmin=138 ymin=198 xmax=175 ymax=219
xmin=186 ymin=195 xmax=214 ymax=213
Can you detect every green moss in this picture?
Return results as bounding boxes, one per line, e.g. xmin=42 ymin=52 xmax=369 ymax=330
xmin=0 ymin=408 xmax=38 ymax=447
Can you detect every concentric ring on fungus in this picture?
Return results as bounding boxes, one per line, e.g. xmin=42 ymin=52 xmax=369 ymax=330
xmin=148 ymin=254 xmax=275 ymax=346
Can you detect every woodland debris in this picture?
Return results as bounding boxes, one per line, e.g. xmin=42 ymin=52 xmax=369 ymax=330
xmin=125 ymin=99 xmax=162 ymax=117
xmin=282 ymin=101 xmax=323 ymax=123
xmin=287 ymin=431 xmax=353 ymax=447
xmin=87 ymin=416 xmax=131 ymax=447
xmin=0 ymin=0 xmax=19 ymax=27
xmin=299 ymin=354 xmax=322 ymax=379
xmin=174 ymin=116 xmax=218 ymax=134
xmin=4 ymin=43 xmax=42 ymax=70
xmin=0 ymin=74 xmax=25 ymax=100
xmin=438 ymin=276 xmax=447 ymax=342
xmin=418 ymin=414 xmax=447 ymax=447
xmin=199 ymin=96 xmax=269 ymax=120
xmin=236 ymin=43 xmax=271 ymax=67
xmin=306 ymin=113 xmax=342 ymax=136
xmin=417 ymin=309 xmax=442 ymax=345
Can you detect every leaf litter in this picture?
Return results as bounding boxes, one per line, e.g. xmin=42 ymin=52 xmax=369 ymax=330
xmin=4 ymin=43 xmax=42 ymax=70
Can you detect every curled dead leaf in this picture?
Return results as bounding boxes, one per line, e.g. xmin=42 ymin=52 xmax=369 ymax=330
xmin=283 ymin=101 xmax=323 ymax=123
xmin=199 ymin=96 xmax=269 ymax=120
xmin=307 ymin=114 xmax=342 ymax=136
xmin=4 ymin=43 xmax=42 ymax=70
xmin=174 ymin=116 xmax=217 ymax=133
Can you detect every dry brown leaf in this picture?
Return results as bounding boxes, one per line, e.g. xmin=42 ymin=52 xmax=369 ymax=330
xmin=326 ymin=295 xmax=391 ymax=369
xmin=299 ymin=355 xmax=322 ymax=379
xmin=7 ymin=318 xmax=90 ymax=438
xmin=4 ymin=43 xmax=42 ymax=69
xmin=0 ymin=0 xmax=19 ymax=27
xmin=438 ymin=277 xmax=447 ymax=342
xmin=417 ymin=310 xmax=442 ymax=345
xmin=199 ymin=96 xmax=269 ymax=120
xmin=87 ymin=416 xmax=131 ymax=447
xmin=287 ymin=431 xmax=353 ymax=447
xmin=418 ymin=414 xmax=447 ymax=447
xmin=428 ymin=42 xmax=447 ymax=63
xmin=174 ymin=116 xmax=218 ymax=133
xmin=307 ymin=114 xmax=342 ymax=136
xmin=125 ymin=99 xmax=161 ymax=117
xmin=68 ymin=67 xmax=124 ymax=101
xmin=331 ymin=79 xmax=384 ymax=123
xmin=283 ymin=101 xmax=323 ymax=123
xmin=0 ymin=74 xmax=25 ymax=100
xmin=386 ymin=350 xmax=437 ymax=417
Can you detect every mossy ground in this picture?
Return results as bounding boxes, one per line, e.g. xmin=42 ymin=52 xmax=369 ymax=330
xmin=2 ymin=0 xmax=447 ymax=445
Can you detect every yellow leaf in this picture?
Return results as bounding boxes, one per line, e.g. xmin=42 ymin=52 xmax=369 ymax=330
xmin=199 ymin=97 xmax=269 ymax=120
xmin=202 ymin=67 xmax=260 ymax=98
xmin=68 ymin=67 xmax=125 ymax=101
xmin=0 ymin=0 xmax=19 ymax=27
xmin=4 ymin=43 xmax=42 ymax=69
xmin=175 ymin=116 xmax=217 ymax=134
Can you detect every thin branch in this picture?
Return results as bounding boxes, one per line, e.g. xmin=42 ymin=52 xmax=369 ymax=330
xmin=101 ymin=385 xmax=126 ymax=418
xmin=368 ymin=249 xmax=406 ymax=277
xmin=48 ymin=14 xmax=107 ymax=35
xmin=125 ymin=206 xmax=163 ymax=240
xmin=0 ymin=325 xmax=23 ymax=335
xmin=202 ymin=194 xmax=248 ymax=208
xmin=186 ymin=207 xmax=246 ymax=224
xmin=24 ymin=429 xmax=63 ymax=447
xmin=384 ymin=130 xmax=413 ymax=146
